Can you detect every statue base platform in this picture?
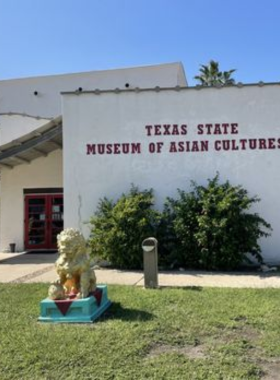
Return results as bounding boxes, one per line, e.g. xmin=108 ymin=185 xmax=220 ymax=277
xmin=38 ymin=285 xmax=111 ymax=323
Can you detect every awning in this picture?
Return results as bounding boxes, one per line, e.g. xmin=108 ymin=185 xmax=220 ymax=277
xmin=0 ymin=116 xmax=62 ymax=169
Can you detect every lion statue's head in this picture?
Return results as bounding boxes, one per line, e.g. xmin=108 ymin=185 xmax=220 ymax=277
xmin=57 ymin=228 xmax=87 ymax=259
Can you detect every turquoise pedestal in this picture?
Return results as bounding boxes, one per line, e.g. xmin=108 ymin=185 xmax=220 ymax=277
xmin=39 ymin=285 xmax=111 ymax=323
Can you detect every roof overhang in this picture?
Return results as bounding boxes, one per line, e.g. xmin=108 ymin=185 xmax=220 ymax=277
xmin=0 ymin=116 xmax=62 ymax=169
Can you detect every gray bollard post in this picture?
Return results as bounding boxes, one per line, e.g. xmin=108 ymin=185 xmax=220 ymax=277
xmin=142 ymin=237 xmax=158 ymax=288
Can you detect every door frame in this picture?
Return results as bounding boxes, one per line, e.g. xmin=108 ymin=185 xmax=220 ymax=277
xmin=24 ymin=190 xmax=63 ymax=250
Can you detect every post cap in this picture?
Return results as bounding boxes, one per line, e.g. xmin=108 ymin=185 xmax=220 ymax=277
xmin=142 ymin=237 xmax=158 ymax=252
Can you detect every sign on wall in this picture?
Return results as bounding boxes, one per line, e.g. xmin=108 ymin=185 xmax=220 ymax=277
xmin=86 ymin=122 xmax=280 ymax=156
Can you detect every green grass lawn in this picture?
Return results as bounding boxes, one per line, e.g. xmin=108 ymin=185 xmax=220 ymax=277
xmin=1 ymin=284 xmax=280 ymax=379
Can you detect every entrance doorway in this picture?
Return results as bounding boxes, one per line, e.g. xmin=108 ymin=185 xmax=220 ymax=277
xmin=24 ymin=194 xmax=63 ymax=250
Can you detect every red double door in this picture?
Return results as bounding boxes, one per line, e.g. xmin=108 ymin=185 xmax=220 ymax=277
xmin=24 ymin=194 xmax=63 ymax=250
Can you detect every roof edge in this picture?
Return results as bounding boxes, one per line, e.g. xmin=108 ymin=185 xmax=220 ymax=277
xmin=0 ymin=62 xmax=183 ymax=83
xmin=0 ymin=116 xmax=62 ymax=152
xmin=61 ymin=81 xmax=280 ymax=96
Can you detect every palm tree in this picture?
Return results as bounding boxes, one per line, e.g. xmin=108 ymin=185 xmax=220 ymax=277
xmin=194 ymin=60 xmax=236 ymax=86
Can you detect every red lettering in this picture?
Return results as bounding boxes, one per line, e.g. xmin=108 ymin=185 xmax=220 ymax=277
xmin=191 ymin=141 xmax=199 ymax=152
xmin=214 ymin=124 xmax=222 ymax=135
xmin=222 ymin=140 xmax=230 ymax=151
xmin=201 ymin=141 xmax=209 ymax=151
xmin=169 ymin=142 xmax=177 ymax=153
xmin=146 ymin=124 xmax=188 ymax=136
xmin=249 ymin=139 xmax=257 ymax=149
xmin=259 ymin=139 xmax=267 ymax=149
xmin=178 ymin=142 xmax=184 ymax=152
xmin=222 ymin=123 xmax=229 ymax=134
xmin=172 ymin=125 xmax=179 ymax=135
xmin=163 ymin=125 xmax=171 ymax=135
xmin=114 ymin=144 xmax=121 ymax=154
xmin=149 ymin=142 xmax=156 ymax=153
xmin=131 ymin=143 xmax=141 ymax=154
xmin=86 ymin=143 xmax=141 ymax=155
xmin=214 ymin=140 xmax=221 ymax=151
xmin=106 ymin=144 xmax=113 ymax=154
xmin=181 ymin=124 xmax=188 ymax=135
xmin=86 ymin=144 xmax=95 ymax=155
xmin=240 ymin=139 xmax=247 ymax=150
xmin=122 ymin=143 xmax=129 ymax=154
xmin=197 ymin=123 xmax=239 ymax=135
xmin=145 ymin=125 xmax=153 ymax=136
xmin=197 ymin=124 xmax=204 ymax=135
xmin=231 ymin=123 xmax=238 ymax=134
xmin=156 ymin=142 xmax=164 ymax=153
xmin=231 ymin=140 xmax=239 ymax=151
xmin=97 ymin=144 xmax=105 ymax=154
xmin=155 ymin=125 xmax=161 ymax=135
xmin=268 ymin=138 xmax=276 ymax=149
xmin=205 ymin=124 xmax=212 ymax=134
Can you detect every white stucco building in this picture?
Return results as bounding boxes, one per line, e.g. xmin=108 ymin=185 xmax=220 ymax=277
xmin=0 ymin=63 xmax=186 ymax=252
xmin=1 ymin=62 xmax=280 ymax=264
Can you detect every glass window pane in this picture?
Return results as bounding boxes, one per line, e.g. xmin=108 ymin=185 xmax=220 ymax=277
xmin=29 ymin=199 xmax=45 ymax=205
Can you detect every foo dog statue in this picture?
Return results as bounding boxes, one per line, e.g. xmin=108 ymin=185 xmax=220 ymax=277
xmin=48 ymin=228 xmax=96 ymax=300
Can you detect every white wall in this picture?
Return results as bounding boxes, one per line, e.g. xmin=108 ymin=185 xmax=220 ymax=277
xmin=62 ymin=84 xmax=280 ymax=264
xmin=0 ymin=63 xmax=186 ymax=145
xmin=0 ymin=150 xmax=62 ymax=251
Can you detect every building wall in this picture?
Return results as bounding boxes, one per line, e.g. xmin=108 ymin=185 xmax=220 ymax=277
xmin=62 ymin=84 xmax=280 ymax=264
xmin=0 ymin=63 xmax=186 ymax=145
xmin=0 ymin=150 xmax=62 ymax=251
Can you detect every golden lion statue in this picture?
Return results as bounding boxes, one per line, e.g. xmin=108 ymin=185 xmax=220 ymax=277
xmin=48 ymin=228 xmax=96 ymax=300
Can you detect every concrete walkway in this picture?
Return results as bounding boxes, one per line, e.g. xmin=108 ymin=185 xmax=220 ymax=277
xmin=1 ymin=252 xmax=280 ymax=288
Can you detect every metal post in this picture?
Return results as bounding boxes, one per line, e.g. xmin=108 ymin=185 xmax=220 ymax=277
xmin=142 ymin=237 xmax=158 ymax=288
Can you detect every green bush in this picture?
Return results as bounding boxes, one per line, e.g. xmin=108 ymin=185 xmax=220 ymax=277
xmin=88 ymin=177 xmax=271 ymax=271
xmin=158 ymin=189 xmax=202 ymax=269
xmin=163 ymin=175 xmax=272 ymax=270
xmin=88 ymin=186 xmax=160 ymax=269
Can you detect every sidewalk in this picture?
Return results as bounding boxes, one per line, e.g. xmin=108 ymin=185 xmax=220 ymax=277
xmin=1 ymin=252 xmax=280 ymax=288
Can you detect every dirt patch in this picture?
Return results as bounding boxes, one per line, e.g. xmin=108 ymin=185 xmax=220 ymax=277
xmin=214 ymin=323 xmax=260 ymax=346
xmin=239 ymin=325 xmax=260 ymax=342
xmin=261 ymin=360 xmax=280 ymax=380
xmin=147 ymin=344 xmax=207 ymax=360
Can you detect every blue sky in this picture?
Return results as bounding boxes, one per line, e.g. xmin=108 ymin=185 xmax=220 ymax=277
xmin=0 ymin=0 xmax=279 ymax=85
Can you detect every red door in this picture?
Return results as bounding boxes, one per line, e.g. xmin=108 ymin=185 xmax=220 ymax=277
xmin=24 ymin=194 xmax=63 ymax=250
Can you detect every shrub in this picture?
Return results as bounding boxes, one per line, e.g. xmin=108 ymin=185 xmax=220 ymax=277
xmin=163 ymin=175 xmax=272 ymax=270
xmin=159 ymin=189 xmax=202 ymax=269
xmin=89 ymin=177 xmax=271 ymax=271
xmin=88 ymin=186 xmax=160 ymax=269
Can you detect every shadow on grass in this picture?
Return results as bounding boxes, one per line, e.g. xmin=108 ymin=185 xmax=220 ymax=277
xmin=101 ymin=302 xmax=154 ymax=322
xmin=158 ymin=285 xmax=203 ymax=291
